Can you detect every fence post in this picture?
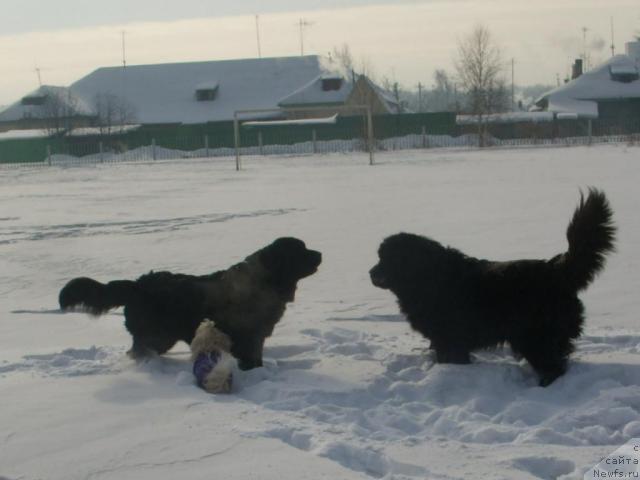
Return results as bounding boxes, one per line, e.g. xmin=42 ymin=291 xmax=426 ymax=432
xmin=152 ymin=138 xmax=157 ymax=160
xmin=587 ymin=119 xmax=593 ymax=146
xmin=234 ymin=113 xmax=241 ymax=171
xmin=367 ymin=106 xmax=374 ymax=166
xmin=99 ymin=142 xmax=104 ymax=163
xmin=258 ymin=131 xmax=264 ymax=155
xmin=204 ymin=135 xmax=209 ymax=158
xmin=47 ymin=145 xmax=52 ymax=166
xmin=421 ymin=125 xmax=427 ymax=148
xmin=312 ymin=129 xmax=317 ymax=154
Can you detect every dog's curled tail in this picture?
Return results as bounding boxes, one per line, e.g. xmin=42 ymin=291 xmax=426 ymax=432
xmin=561 ymin=188 xmax=615 ymax=292
xmin=59 ymin=277 xmax=139 ymax=315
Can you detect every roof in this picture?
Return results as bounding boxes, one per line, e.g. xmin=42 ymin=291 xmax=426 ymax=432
xmin=534 ymin=54 xmax=640 ymax=118
xmin=278 ymin=75 xmax=351 ymax=107
xmin=457 ymin=111 xmax=554 ymax=125
xmin=69 ymin=56 xmax=334 ymax=124
xmin=0 ymin=85 xmax=93 ymax=123
xmin=0 ymin=129 xmax=50 ymax=140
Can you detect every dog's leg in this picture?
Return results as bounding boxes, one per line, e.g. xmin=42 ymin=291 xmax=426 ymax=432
xmin=127 ymin=335 xmax=177 ymax=359
xmin=127 ymin=340 xmax=155 ymax=360
xmin=433 ymin=342 xmax=471 ymax=364
xmin=232 ymin=335 xmax=265 ymax=370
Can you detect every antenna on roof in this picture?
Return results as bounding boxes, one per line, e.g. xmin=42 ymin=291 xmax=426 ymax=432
xmin=298 ymin=18 xmax=314 ymax=56
xmin=121 ymin=30 xmax=127 ymax=68
xmin=581 ymin=26 xmax=589 ymax=70
xmin=255 ymin=15 xmax=262 ymax=58
xmin=35 ymin=67 xmax=42 ymax=87
xmin=610 ymin=17 xmax=615 ymax=57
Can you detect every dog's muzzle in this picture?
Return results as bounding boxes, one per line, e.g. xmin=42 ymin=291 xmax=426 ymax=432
xmin=369 ymin=265 xmax=388 ymax=288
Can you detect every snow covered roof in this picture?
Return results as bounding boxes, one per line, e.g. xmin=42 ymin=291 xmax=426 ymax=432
xmin=66 ymin=125 xmax=141 ymax=137
xmin=69 ymin=56 xmax=335 ymax=124
xmin=278 ymin=76 xmax=351 ymax=107
xmin=535 ymin=54 xmax=640 ymax=118
xmin=0 ymin=85 xmax=93 ymax=123
xmin=243 ymin=114 xmax=338 ymax=127
xmin=0 ymin=128 xmax=50 ymax=140
xmin=456 ymin=111 xmax=554 ymax=125
xmin=357 ymin=75 xmax=402 ymax=113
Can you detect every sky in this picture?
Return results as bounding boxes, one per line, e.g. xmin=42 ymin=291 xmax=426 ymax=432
xmin=0 ymin=0 xmax=639 ymax=107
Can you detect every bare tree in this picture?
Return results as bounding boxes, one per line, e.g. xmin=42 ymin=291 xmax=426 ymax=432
xmin=41 ymin=88 xmax=80 ymax=136
xmin=331 ymin=43 xmax=377 ymax=83
xmin=455 ymin=25 xmax=508 ymax=146
xmin=93 ymin=93 xmax=137 ymax=136
xmin=332 ymin=43 xmax=355 ymax=81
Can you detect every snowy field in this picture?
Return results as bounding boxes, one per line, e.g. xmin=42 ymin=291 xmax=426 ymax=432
xmin=1 ymin=145 xmax=639 ymax=480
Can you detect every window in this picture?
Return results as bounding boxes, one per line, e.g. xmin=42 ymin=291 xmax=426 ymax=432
xmin=195 ymin=84 xmax=219 ymax=101
xmin=609 ymin=65 xmax=639 ymax=83
xmin=21 ymin=95 xmax=47 ymax=106
xmin=321 ymin=77 xmax=343 ymax=91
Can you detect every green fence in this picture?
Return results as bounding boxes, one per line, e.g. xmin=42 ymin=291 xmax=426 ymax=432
xmin=0 ymin=112 xmax=457 ymax=164
xmin=2 ymin=112 xmax=639 ymax=165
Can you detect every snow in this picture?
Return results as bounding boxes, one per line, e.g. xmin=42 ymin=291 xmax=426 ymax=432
xmin=0 ymin=129 xmax=49 ymax=140
xmin=1 ymin=145 xmax=639 ymax=480
xmin=456 ymin=112 xmax=554 ymax=125
xmin=66 ymin=125 xmax=142 ymax=137
xmin=243 ymin=115 xmax=338 ymax=127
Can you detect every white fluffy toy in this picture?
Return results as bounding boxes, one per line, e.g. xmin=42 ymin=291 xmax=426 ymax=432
xmin=190 ymin=320 xmax=235 ymax=394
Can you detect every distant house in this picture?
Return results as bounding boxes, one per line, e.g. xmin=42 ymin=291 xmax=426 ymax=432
xmin=0 ymin=85 xmax=93 ymax=133
xmin=278 ymin=74 xmax=402 ymax=118
xmin=0 ymin=55 xmax=400 ymax=133
xmin=533 ymin=40 xmax=640 ymax=123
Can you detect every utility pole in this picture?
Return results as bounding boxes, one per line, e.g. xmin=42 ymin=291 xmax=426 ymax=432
xmin=255 ymin=15 xmax=262 ymax=58
xmin=35 ymin=67 xmax=42 ymax=87
xmin=298 ymin=18 xmax=313 ymax=56
xmin=121 ymin=30 xmax=127 ymax=68
xmin=511 ymin=58 xmax=515 ymax=111
xmin=610 ymin=16 xmax=615 ymax=57
xmin=417 ymin=82 xmax=423 ymax=112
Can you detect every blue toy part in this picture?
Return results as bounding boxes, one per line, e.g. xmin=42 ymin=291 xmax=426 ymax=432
xmin=193 ymin=351 xmax=222 ymax=388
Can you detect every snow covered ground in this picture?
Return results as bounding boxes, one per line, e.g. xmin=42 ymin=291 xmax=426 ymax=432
xmin=1 ymin=145 xmax=639 ymax=480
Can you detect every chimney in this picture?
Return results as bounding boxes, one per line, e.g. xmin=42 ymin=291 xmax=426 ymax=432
xmin=571 ymin=59 xmax=583 ymax=80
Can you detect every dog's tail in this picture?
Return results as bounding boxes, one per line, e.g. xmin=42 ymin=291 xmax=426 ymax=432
xmin=59 ymin=277 xmax=139 ymax=315
xmin=555 ymin=188 xmax=615 ymax=292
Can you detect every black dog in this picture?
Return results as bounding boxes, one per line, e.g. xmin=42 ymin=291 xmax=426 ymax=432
xmin=370 ymin=189 xmax=615 ymax=386
xmin=59 ymin=237 xmax=322 ymax=370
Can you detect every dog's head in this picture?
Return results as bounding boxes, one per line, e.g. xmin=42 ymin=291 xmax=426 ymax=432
xmin=256 ymin=237 xmax=322 ymax=301
xmin=370 ymin=233 xmax=447 ymax=291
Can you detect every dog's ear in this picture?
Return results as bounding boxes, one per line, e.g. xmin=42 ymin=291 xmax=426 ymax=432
xmin=259 ymin=240 xmax=300 ymax=301
xmin=259 ymin=237 xmax=321 ymax=301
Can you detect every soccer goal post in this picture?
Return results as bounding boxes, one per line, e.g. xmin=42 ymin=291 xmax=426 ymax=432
xmin=233 ymin=105 xmax=374 ymax=171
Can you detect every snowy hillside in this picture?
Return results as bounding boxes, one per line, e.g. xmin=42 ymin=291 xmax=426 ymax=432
xmin=1 ymin=145 xmax=639 ymax=480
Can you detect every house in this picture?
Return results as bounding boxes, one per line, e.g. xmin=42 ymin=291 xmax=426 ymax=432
xmin=278 ymin=74 xmax=402 ymax=118
xmin=0 ymin=85 xmax=93 ymax=132
xmin=533 ymin=40 xmax=640 ymax=123
xmin=0 ymin=55 xmax=400 ymax=133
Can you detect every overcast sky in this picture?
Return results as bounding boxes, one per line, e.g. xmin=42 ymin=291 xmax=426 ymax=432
xmin=1 ymin=0 xmax=638 ymax=106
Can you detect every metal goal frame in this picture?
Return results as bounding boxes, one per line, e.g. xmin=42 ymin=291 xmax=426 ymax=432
xmin=233 ymin=105 xmax=374 ymax=170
